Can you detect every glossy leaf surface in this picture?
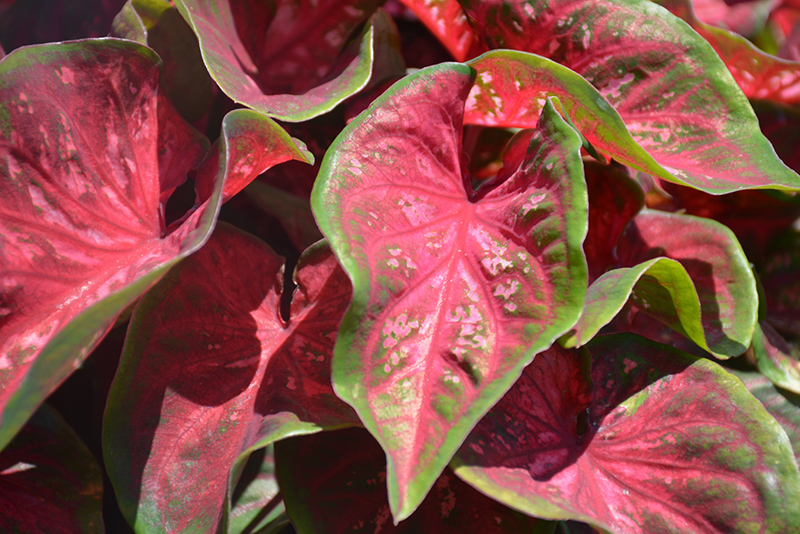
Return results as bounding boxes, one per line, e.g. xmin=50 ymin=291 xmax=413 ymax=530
xmin=453 ymin=335 xmax=800 ymax=533
xmin=0 ymin=405 xmax=103 ymax=533
xmin=312 ymin=64 xmax=588 ymax=519
xmin=615 ymin=210 xmax=758 ymax=357
xmin=174 ymin=0 xmax=384 ymax=121
xmin=276 ymin=427 xmax=553 ymax=533
xmin=461 ymin=0 xmax=800 ymax=193
xmin=0 ymin=39 xmax=216 ymax=451
xmin=104 ymin=226 xmax=358 ymax=533
xmin=464 ymin=50 xmax=675 ymax=185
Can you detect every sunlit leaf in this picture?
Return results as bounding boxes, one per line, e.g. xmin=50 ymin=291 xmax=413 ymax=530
xmin=615 ymin=210 xmax=758 ymax=357
xmin=461 ymin=0 xmax=800 ymax=193
xmin=312 ymin=64 xmax=588 ymax=519
xmin=453 ymin=334 xmax=800 ymax=533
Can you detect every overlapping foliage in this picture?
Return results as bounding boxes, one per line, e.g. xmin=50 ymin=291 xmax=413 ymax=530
xmin=2 ymin=0 xmax=800 ymax=532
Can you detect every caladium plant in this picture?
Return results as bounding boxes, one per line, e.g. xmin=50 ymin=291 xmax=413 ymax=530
xmin=2 ymin=0 xmax=800 ymax=532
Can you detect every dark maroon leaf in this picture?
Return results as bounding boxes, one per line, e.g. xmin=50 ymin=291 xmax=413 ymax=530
xmin=312 ymin=64 xmax=588 ymax=519
xmin=752 ymin=99 xmax=800 ymax=174
xmin=275 ymin=427 xmax=554 ymax=533
xmin=104 ymin=225 xmax=359 ymax=533
xmin=615 ymin=210 xmax=758 ymax=356
xmin=0 ymin=404 xmax=103 ymax=533
xmin=582 ymin=161 xmax=644 ymax=283
xmin=453 ymin=335 xmax=800 ymax=533
xmin=759 ymin=229 xmax=800 ymax=337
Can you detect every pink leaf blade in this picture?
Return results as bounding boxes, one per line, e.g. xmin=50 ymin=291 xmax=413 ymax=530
xmin=193 ymin=108 xmax=314 ymax=207
xmin=657 ymin=0 xmax=800 ymax=106
xmin=461 ymin=0 xmax=800 ymax=193
xmin=397 ymin=0 xmax=480 ymax=61
xmin=464 ymin=50 xmax=676 ymax=187
xmin=103 ymin=226 xmax=358 ymax=533
xmin=173 ymin=0 xmax=385 ymax=122
xmin=312 ymin=64 xmax=588 ymax=520
xmin=453 ymin=335 xmax=800 ymax=533
xmin=0 ymin=39 xmax=222 ymax=451
xmin=111 ymin=0 xmax=215 ymax=122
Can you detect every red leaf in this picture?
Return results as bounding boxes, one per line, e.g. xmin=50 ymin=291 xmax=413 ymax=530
xmin=615 ymin=210 xmax=758 ymax=356
xmin=453 ymin=335 xmax=800 ymax=533
xmin=174 ymin=0 xmax=386 ymax=121
xmin=312 ymin=64 xmax=588 ymax=519
xmin=461 ymin=0 xmax=800 ymax=193
xmin=583 ymin=161 xmax=644 ymax=283
xmin=0 ymin=39 xmax=214 ymax=450
xmin=104 ymin=225 xmax=358 ymax=533
xmin=397 ymin=0 xmax=483 ymax=61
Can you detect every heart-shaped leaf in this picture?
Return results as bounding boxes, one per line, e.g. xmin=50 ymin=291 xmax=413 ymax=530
xmin=615 ymin=209 xmax=758 ymax=357
xmin=174 ymin=0 xmax=386 ymax=122
xmin=275 ymin=427 xmax=554 ymax=533
xmin=0 ymin=39 xmax=217 ymax=451
xmin=312 ymin=63 xmax=588 ymax=519
xmin=464 ymin=50 xmax=676 ymax=186
xmin=104 ymin=225 xmax=359 ymax=533
xmin=111 ymin=0 xmax=215 ymax=122
xmin=732 ymin=370 xmax=800 ymax=465
xmin=0 ymin=404 xmax=103 ymax=533
xmin=460 ymin=0 xmax=800 ymax=193
xmin=452 ymin=334 xmax=800 ymax=533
